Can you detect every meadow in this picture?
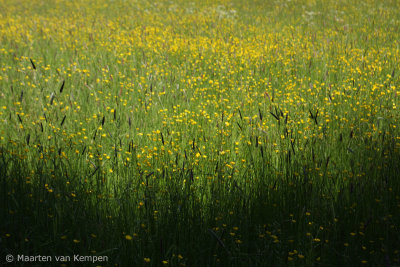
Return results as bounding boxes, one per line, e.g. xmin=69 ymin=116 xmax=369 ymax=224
xmin=0 ymin=0 xmax=400 ymax=265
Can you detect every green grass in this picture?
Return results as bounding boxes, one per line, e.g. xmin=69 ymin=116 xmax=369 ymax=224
xmin=1 ymin=0 xmax=400 ymax=265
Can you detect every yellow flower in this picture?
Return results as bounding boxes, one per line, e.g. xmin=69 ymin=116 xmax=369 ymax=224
xmin=144 ymin=258 xmax=151 ymax=263
xmin=125 ymin=235 xmax=133 ymax=240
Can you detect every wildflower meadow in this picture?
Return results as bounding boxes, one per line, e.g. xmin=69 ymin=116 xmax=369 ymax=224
xmin=1 ymin=0 xmax=400 ymax=265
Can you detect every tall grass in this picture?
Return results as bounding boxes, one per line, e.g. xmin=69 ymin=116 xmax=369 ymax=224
xmin=1 ymin=0 xmax=400 ymax=265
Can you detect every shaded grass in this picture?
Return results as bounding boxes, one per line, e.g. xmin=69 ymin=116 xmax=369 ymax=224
xmin=1 ymin=136 xmax=399 ymax=266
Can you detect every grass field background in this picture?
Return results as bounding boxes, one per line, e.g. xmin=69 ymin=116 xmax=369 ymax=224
xmin=1 ymin=0 xmax=400 ymax=265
